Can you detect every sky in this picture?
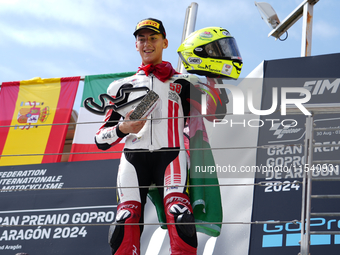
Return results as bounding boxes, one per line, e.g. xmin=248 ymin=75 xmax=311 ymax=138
xmin=1 ymin=0 xmax=339 ymax=110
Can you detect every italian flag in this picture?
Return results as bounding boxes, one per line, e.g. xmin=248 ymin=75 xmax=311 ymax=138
xmin=69 ymin=72 xmax=135 ymax=162
xmin=0 ymin=77 xmax=80 ymax=166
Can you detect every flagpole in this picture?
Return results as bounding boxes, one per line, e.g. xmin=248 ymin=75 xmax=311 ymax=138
xmin=177 ymin=2 xmax=198 ymax=73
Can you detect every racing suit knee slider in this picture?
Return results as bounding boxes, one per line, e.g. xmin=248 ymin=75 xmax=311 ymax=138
xmin=164 ymin=193 xmax=197 ymax=255
xmin=109 ymin=201 xmax=141 ymax=255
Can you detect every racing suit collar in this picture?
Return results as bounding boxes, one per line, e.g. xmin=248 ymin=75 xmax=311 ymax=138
xmin=137 ymin=61 xmax=178 ymax=82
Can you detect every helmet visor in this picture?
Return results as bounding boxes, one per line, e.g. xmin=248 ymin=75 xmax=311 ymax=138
xmin=195 ymin=37 xmax=242 ymax=62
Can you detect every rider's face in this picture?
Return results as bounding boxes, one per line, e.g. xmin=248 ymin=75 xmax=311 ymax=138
xmin=135 ymin=29 xmax=168 ymax=65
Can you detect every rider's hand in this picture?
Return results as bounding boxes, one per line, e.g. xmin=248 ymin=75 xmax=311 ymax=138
xmin=118 ymin=110 xmax=146 ymax=134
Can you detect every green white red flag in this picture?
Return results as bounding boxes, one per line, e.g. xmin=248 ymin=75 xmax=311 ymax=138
xmin=69 ymin=72 xmax=135 ymax=162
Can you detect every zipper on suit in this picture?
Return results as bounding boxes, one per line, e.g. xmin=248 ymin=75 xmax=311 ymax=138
xmin=149 ymin=75 xmax=154 ymax=152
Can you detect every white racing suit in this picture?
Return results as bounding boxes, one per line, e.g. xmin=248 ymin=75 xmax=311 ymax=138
xmin=95 ymin=70 xmax=226 ymax=255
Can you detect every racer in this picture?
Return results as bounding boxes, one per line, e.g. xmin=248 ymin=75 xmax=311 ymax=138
xmin=95 ymin=18 xmax=228 ymax=255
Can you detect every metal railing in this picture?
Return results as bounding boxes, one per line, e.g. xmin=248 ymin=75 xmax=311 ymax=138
xmin=293 ymin=104 xmax=340 ymax=255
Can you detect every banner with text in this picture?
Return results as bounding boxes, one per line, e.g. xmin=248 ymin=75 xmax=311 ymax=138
xmin=0 ymin=159 xmax=118 ymax=254
xmin=249 ymin=53 xmax=340 ymax=254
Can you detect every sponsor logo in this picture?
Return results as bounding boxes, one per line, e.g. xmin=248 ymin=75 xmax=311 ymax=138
xmin=166 ymin=186 xmax=179 ymax=191
xmin=270 ymin=122 xmax=303 ymax=139
xmin=188 ymin=57 xmax=202 ymax=64
xmin=170 ymin=204 xmax=189 ymax=214
xmin=199 ymin=31 xmax=213 ymax=39
xmin=197 ymin=64 xmax=221 ymax=74
xmin=116 ymin=210 xmax=131 ymax=221
xmin=118 ymin=203 xmax=139 ymax=211
xmin=132 ymin=245 xmax=138 ymax=255
xmin=102 ymin=130 xmax=113 ymax=139
xmin=132 ymin=136 xmax=141 ymax=144
xmin=184 ymin=42 xmax=194 ymax=46
xmin=303 ymin=78 xmax=340 ymax=95
xmin=262 ymin=218 xmax=340 ymax=248
xmin=182 ymin=51 xmax=193 ymax=56
xmin=172 ymin=74 xmax=189 ymax=79
xmin=166 ymin=196 xmax=190 ymax=206
xmin=136 ymin=20 xmax=160 ymax=29
xmin=221 ymin=63 xmax=233 ymax=76
xmin=168 ymin=91 xmax=179 ymax=103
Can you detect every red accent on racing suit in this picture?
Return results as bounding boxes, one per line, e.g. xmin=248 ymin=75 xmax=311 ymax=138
xmin=95 ymin=69 xmax=226 ymax=255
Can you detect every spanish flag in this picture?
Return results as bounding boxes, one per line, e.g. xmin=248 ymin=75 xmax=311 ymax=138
xmin=0 ymin=77 xmax=80 ymax=166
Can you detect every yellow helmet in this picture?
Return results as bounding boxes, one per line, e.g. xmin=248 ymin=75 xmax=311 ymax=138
xmin=177 ymin=27 xmax=243 ymax=79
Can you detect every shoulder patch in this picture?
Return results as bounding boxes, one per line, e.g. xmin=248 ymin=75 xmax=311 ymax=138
xmin=107 ymin=76 xmax=135 ymax=95
xmin=172 ymin=74 xmax=200 ymax=85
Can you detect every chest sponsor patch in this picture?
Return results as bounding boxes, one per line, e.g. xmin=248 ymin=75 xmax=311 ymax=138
xmin=168 ymin=91 xmax=179 ymax=103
